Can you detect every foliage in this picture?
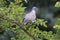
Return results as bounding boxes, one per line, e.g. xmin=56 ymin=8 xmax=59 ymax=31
xmin=0 ymin=0 xmax=60 ymax=40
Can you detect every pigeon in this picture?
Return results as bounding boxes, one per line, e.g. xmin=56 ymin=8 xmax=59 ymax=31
xmin=21 ymin=7 xmax=38 ymax=26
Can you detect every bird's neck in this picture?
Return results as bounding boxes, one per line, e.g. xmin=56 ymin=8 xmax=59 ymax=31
xmin=31 ymin=9 xmax=36 ymax=14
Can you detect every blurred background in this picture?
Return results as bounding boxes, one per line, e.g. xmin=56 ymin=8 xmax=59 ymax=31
xmin=0 ymin=0 xmax=60 ymax=40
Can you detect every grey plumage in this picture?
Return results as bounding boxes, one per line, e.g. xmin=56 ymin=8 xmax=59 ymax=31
xmin=21 ymin=7 xmax=37 ymax=26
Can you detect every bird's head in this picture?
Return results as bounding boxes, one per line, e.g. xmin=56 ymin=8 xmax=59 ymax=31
xmin=31 ymin=7 xmax=39 ymax=14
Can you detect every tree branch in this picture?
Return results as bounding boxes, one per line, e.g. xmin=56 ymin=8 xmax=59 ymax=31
xmin=0 ymin=14 xmax=36 ymax=40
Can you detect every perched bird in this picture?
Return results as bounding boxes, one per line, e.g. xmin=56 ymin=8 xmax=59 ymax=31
xmin=21 ymin=7 xmax=38 ymax=26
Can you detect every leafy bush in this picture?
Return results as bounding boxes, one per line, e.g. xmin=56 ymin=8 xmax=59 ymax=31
xmin=0 ymin=0 xmax=60 ymax=40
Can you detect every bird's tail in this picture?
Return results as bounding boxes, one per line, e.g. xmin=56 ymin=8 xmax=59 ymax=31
xmin=20 ymin=22 xmax=27 ymax=27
